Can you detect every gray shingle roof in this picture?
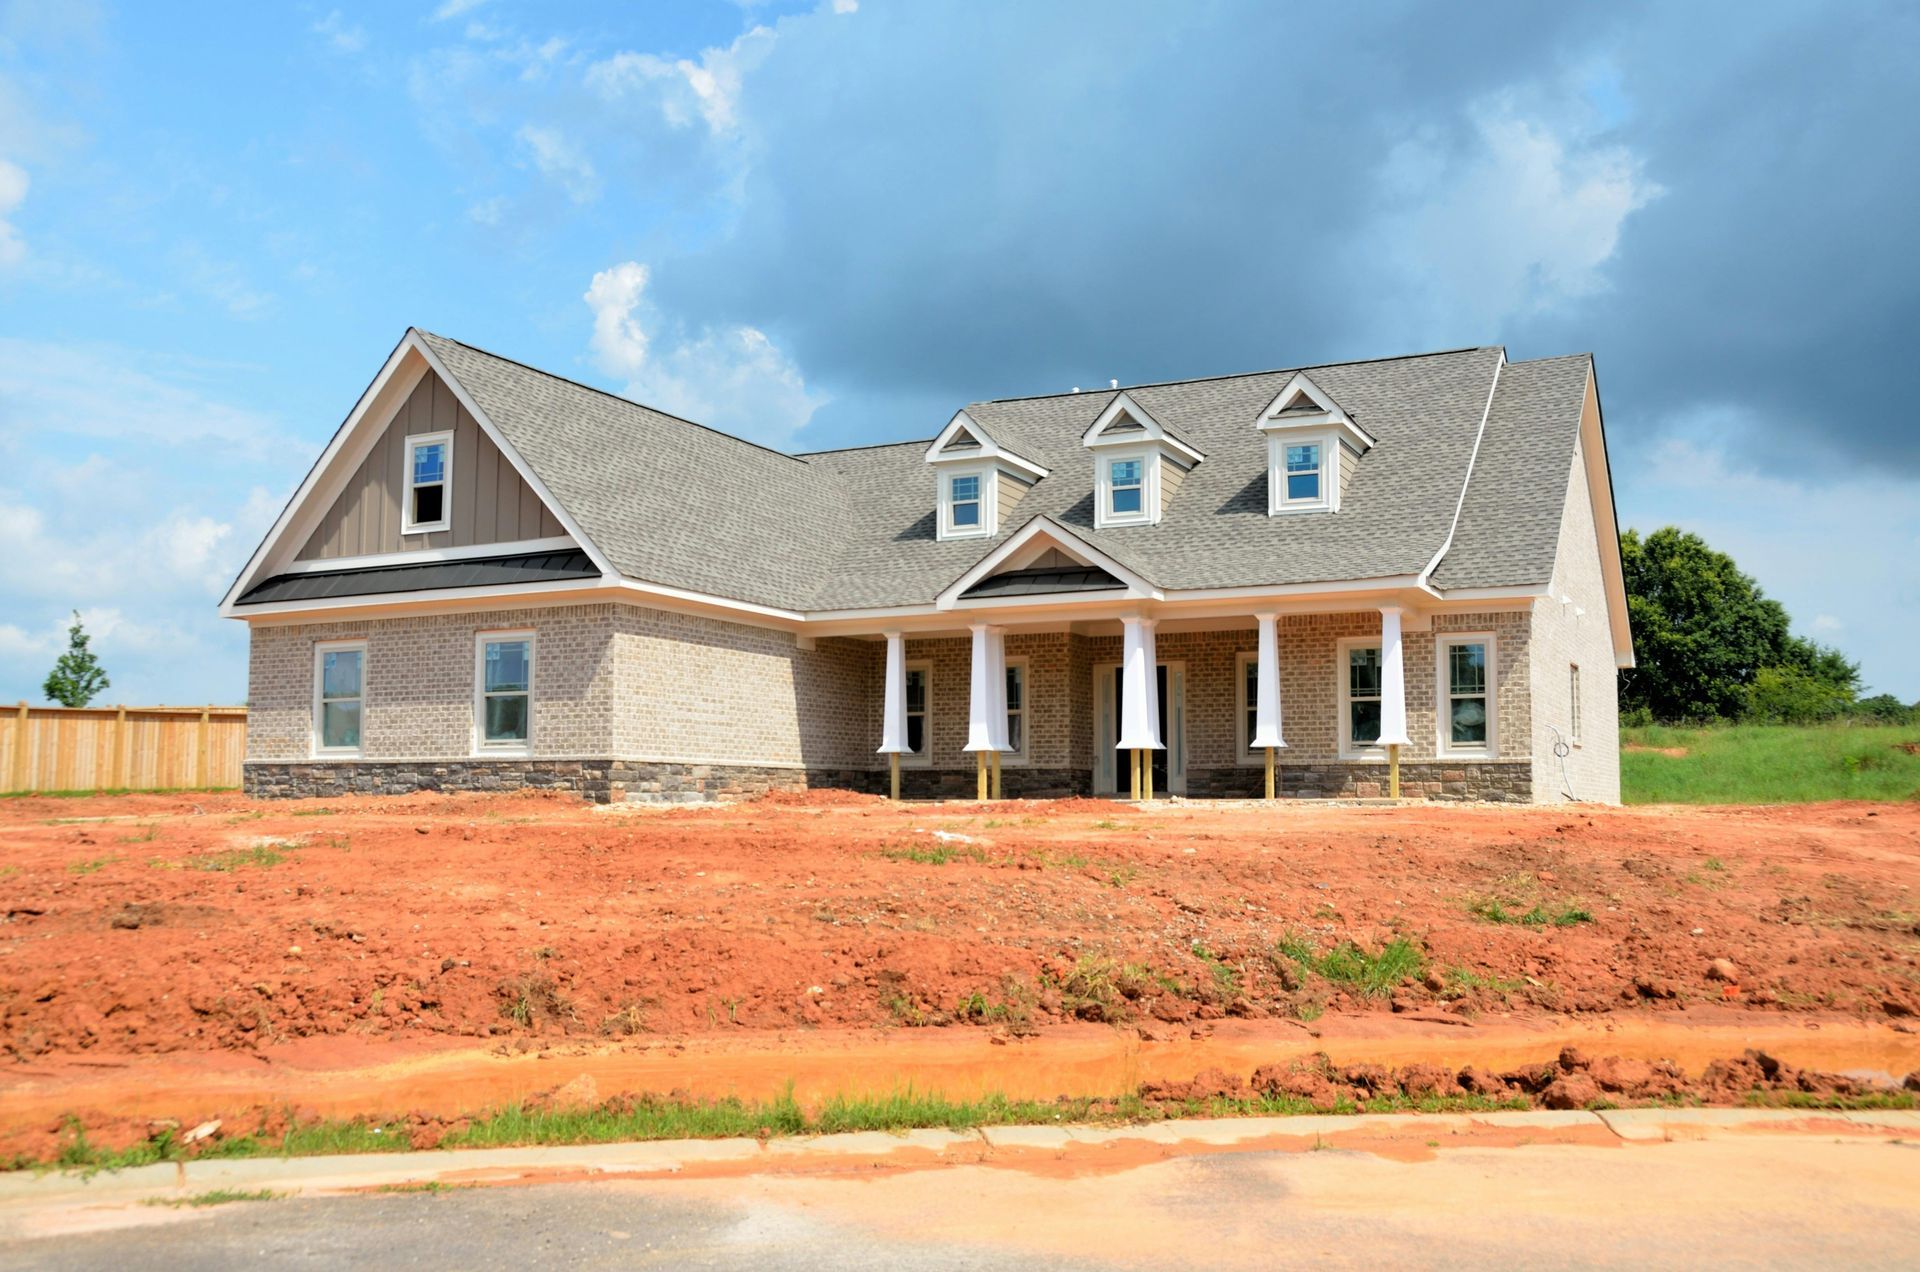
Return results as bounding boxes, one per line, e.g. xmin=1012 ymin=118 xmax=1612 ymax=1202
xmin=415 ymin=331 xmax=1588 ymax=613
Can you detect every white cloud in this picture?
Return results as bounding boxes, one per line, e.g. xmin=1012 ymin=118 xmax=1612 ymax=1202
xmin=586 ymin=25 xmax=775 ymax=137
xmin=831 ymin=0 xmax=858 ymax=13
xmin=311 ymin=10 xmax=367 ymax=54
xmin=515 ymin=124 xmax=598 ymax=202
xmin=171 ymin=242 xmax=273 ymax=318
xmin=584 ymin=260 xmax=825 ymax=448
xmin=1811 ymin=614 xmax=1844 ymax=635
xmin=0 ymin=338 xmax=285 ymax=453
xmin=467 ymin=195 xmax=507 ymax=227
xmin=1370 ymin=103 xmax=1661 ymax=336
xmin=0 ymin=157 xmax=26 ymax=267
xmin=432 ymin=0 xmax=488 ymax=19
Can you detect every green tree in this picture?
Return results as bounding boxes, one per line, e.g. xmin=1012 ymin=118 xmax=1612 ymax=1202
xmin=1852 ymin=693 xmax=1916 ymax=725
xmin=42 ymin=611 xmax=110 ymax=708
xmin=1619 ymin=528 xmax=1858 ymax=722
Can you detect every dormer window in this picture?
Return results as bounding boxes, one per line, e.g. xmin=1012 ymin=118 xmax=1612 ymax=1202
xmin=1082 ymin=392 xmax=1204 ymax=530
xmin=1254 ymin=373 xmax=1374 ymax=517
xmin=403 ymin=432 xmax=452 ymax=534
xmin=925 ymin=409 xmax=1048 ymax=542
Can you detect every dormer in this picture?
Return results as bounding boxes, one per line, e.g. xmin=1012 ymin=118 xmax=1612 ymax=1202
xmin=924 ymin=410 xmax=1049 ymax=541
xmin=1253 ymin=372 xmax=1375 ymax=515
xmin=1081 ymin=392 xmax=1204 ymax=529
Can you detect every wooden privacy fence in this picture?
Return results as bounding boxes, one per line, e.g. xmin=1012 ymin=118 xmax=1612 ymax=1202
xmin=1 ymin=703 xmax=247 ymax=794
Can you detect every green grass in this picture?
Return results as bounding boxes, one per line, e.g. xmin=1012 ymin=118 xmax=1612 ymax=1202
xmin=1274 ymin=933 xmax=1426 ymax=999
xmin=176 ymin=842 xmax=296 ymax=872
xmin=67 ymin=856 xmax=118 ymax=875
xmin=1466 ymin=897 xmax=1594 ymax=927
xmin=142 ymin=1188 xmax=281 ymax=1208
xmin=1622 ymin=723 xmax=1920 ymax=804
xmin=878 ymin=841 xmax=985 ymax=866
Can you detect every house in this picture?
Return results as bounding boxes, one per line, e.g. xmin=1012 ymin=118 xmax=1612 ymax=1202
xmin=221 ymin=330 xmax=1630 ymax=804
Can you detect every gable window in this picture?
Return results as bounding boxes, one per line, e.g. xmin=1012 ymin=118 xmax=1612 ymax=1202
xmin=404 ymin=432 xmax=452 ymax=534
xmin=903 ymin=663 xmax=931 ymax=765
xmin=1339 ymin=640 xmax=1383 ymax=757
xmin=475 ymin=632 xmax=533 ymax=753
xmin=1569 ymin=664 xmax=1582 ymax=743
xmin=950 ymin=474 xmax=981 ymax=528
xmin=1436 ymin=634 xmax=1496 ymax=757
xmin=1004 ymin=658 xmax=1028 ymax=762
xmin=1109 ymin=458 xmax=1143 ymax=516
xmin=1284 ymin=443 xmax=1322 ymax=502
xmin=313 ymin=640 xmax=366 ymax=756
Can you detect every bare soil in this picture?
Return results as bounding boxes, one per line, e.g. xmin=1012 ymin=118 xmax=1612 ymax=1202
xmin=2 ymin=791 xmax=1917 ymax=1153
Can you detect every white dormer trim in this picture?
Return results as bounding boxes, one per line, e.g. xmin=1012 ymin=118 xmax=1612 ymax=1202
xmin=924 ymin=410 xmax=1049 ymax=480
xmin=1081 ymin=392 xmax=1206 ymax=465
xmin=1253 ymin=372 xmax=1376 ymax=453
xmin=935 ymin=517 xmax=1160 ymax=610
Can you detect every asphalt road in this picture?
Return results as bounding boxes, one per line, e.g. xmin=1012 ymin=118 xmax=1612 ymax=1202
xmin=7 ymin=1134 xmax=1919 ymax=1270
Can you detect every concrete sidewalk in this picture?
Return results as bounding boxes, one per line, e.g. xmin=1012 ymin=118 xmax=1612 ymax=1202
xmin=4 ymin=1105 xmax=1915 ymax=1216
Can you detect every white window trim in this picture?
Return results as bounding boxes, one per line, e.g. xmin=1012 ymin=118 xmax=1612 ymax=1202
xmin=937 ymin=463 xmax=995 ymax=541
xmin=1267 ymin=429 xmax=1341 ymax=515
xmin=1435 ymin=632 xmax=1497 ymax=760
xmin=1003 ymin=655 xmax=1030 ymax=766
xmin=402 ymin=430 xmax=454 ymax=535
xmin=473 ymin=629 xmax=536 ymax=757
xmin=1233 ymin=649 xmax=1264 ymax=766
xmin=1337 ymin=636 xmax=1386 ymax=761
xmin=311 ymin=639 xmax=368 ymax=759
xmin=1095 ymin=448 xmax=1158 ymax=528
xmin=1569 ymin=663 xmax=1583 ymax=746
xmin=901 ymin=659 xmax=933 ymax=767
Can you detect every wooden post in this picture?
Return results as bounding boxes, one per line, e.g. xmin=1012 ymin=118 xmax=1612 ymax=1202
xmin=889 ymin=751 xmax=900 ymax=802
xmin=10 ymin=702 xmax=26 ymax=794
xmin=1264 ymin=746 xmax=1275 ymax=800
xmin=1129 ymin=748 xmax=1140 ymax=801
xmin=198 ymin=706 xmax=212 ymax=790
xmin=112 ymin=705 xmax=128 ymax=791
xmin=1388 ymin=743 xmax=1401 ymax=800
xmin=976 ymin=750 xmax=988 ymax=801
xmin=990 ymin=750 xmax=1002 ymax=800
xmin=1144 ymin=751 xmax=1154 ymax=802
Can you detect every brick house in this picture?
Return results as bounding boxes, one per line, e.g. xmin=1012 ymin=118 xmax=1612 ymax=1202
xmin=222 ymin=330 xmax=1631 ymax=804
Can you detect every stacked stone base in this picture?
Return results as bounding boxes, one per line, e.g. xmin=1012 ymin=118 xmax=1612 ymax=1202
xmin=245 ymin=758 xmax=1530 ymax=804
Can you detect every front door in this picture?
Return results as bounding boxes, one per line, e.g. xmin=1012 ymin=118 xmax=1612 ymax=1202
xmin=1094 ymin=661 xmax=1186 ymax=795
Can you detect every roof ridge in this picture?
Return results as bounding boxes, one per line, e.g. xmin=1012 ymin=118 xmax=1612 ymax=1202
xmin=416 ymin=328 xmax=816 ymax=467
xmin=794 ymin=437 xmax=936 ymax=458
xmin=974 ymin=345 xmax=1501 ymax=406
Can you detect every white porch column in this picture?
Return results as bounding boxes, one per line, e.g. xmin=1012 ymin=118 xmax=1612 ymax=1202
xmin=1378 ymin=605 xmax=1410 ymax=800
xmin=1251 ymin=613 xmax=1286 ymax=749
xmin=964 ymin=623 xmax=995 ymax=799
xmin=1118 ymin=615 xmax=1162 ymax=801
xmin=986 ymin=626 xmax=1009 ymax=798
xmin=877 ymin=630 xmax=908 ymax=800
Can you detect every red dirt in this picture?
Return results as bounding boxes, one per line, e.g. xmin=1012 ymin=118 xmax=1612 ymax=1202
xmin=2 ymin=792 xmax=1918 ymax=1152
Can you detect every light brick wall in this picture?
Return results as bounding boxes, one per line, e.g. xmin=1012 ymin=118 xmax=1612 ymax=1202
xmin=1528 ymin=434 xmax=1623 ymax=803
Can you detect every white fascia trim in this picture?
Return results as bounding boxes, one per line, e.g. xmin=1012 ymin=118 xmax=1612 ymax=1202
xmin=1429 ymin=583 xmax=1551 ymax=602
xmin=219 ymin=333 xmax=425 ymax=610
xmin=1082 ymin=392 xmax=1206 ymax=464
xmin=1417 ymin=350 xmax=1505 ymax=587
xmin=609 ymin=577 xmax=806 ymax=623
xmin=1158 ymin=574 xmax=1427 ymax=603
xmin=1254 ymin=374 xmax=1376 ymax=451
xmin=409 ymin=332 xmax=621 ymax=581
xmin=1577 ymin=363 xmax=1636 ymax=670
xmin=935 ymin=517 xmax=1162 ymax=610
xmin=276 ymin=536 xmax=578 ymax=575
xmin=233 ymin=577 xmax=613 ymax=620
xmin=924 ymin=409 xmax=1050 ymax=480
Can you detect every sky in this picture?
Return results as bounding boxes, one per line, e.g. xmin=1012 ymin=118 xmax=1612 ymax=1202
xmin=0 ymin=0 xmax=1916 ymax=705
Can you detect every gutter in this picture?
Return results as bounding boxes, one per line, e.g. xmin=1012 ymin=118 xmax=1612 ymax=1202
xmin=1417 ymin=350 xmax=1504 ymax=591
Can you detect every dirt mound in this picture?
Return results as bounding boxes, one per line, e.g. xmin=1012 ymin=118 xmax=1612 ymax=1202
xmin=754 ymin=788 xmax=888 ymax=808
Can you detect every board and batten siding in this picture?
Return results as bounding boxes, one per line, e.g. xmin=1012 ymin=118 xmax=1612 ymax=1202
xmin=296 ymin=370 xmax=564 ymax=561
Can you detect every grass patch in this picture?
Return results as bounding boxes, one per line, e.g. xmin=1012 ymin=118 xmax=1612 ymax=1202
xmin=1466 ymin=897 xmax=1594 ymax=927
xmin=1190 ymin=943 xmax=1241 ymax=996
xmin=67 ymin=856 xmax=118 ymax=875
xmin=878 ymin=841 xmax=985 ymax=866
xmin=173 ymin=842 xmax=295 ymax=872
xmin=143 ymin=1188 xmax=281 ymax=1208
xmin=1622 ymin=722 xmax=1920 ymax=804
xmin=1275 ymin=933 xmax=1426 ymax=999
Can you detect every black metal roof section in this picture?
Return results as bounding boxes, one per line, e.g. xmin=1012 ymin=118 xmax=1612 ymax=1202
xmin=237 ymin=549 xmax=598 ymax=605
xmin=960 ymin=565 xmax=1124 ymax=599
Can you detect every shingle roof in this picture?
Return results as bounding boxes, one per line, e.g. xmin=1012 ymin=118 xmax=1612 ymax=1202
xmin=414 ymin=331 xmax=1588 ymax=612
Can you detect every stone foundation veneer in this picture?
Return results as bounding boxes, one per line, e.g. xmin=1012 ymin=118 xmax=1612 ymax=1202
xmin=245 ymin=760 xmax=882 ymax=804
xmin=1186 ymin=760 xmax=1532 ymax=802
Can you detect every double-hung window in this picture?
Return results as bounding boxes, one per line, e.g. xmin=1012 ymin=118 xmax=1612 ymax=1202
xmin=1238 ymin=651 xmax=1260 ymax=759
xmin=1342 ymin=643 xmax=1383 ymax=754
xmin=950 ymin=474 xmax=981 ymax=529
xmin=476 ymin=632 xmax=534 ymax=753
xmin=1108 ymin=458 xmax=1144 ymax=517
xmin=313 ymin=641 xmax=366 ymax=756
xmin=903 ymin=663 xmax=931 ymax=764
xmin=1004 ymin=659 xmax=1027 ymax=761
xmin=404 ymin=433 xmax=452 ymax=534
xmin=1438 ymin=636 xmax=1495 ymax=756
xmin=1284 ymin=443 xmax=1322 ymax=503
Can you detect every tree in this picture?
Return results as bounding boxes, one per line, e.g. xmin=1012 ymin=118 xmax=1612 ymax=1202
xmin=1619 ymin=527 xmax=1858 ymax=723
xmin=42 ymin=611 xmax=109 ymax=708
xmin=1853 ymin=693 xmax=1916 ymax=725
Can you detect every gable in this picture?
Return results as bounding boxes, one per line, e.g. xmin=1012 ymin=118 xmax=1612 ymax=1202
xmin=296 ymin=368 xmax=563 ymax=562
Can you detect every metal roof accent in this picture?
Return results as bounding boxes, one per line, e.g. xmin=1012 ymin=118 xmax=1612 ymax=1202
xmin=959 ymin=564 xmax=1126 ymax=599
xmin=236 ymin=549 xmax=598 ymax=605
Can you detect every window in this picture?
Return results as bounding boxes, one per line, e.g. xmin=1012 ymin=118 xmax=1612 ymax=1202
xmin=1569 ymin=664 xmax=1582 ymax=743
xmin=475 ymin=632 xmax=533 ymax=752
xmin=1004 ymin=658 xmax=1027 ymax=762
xmin=950 ymin=474 xmax=981 ymax=528
xmin=1436 ymin=634 xmax=1496 ymax=756
xmin=313 ymin=641 xmax=366 ymax=756
xmin=1341 ymin=642 xmax=1383 ymax=755
xmin=1233 ymin=650 xmax=1263 ymax=763
xmin=403 ymin=432 xmax=452 ymax=533
xmin=903 ymin=663 xmax=931 ymax=765
xmin=1109 ymin=458 xmax=1143 ymax=516
xmin=1284 ymin=443 xmax=1321 ymax=502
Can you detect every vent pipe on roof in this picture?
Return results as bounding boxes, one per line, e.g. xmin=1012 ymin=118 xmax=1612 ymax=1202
xmin=1071 ymin=386 xmax=1080 ymax=393
xmin=1110 ymin=379 xmax=1118 ymax=389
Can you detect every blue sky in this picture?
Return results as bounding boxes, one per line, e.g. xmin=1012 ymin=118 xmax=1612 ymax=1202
xmin=1 ymin=0 xmax=1916 ymax=704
